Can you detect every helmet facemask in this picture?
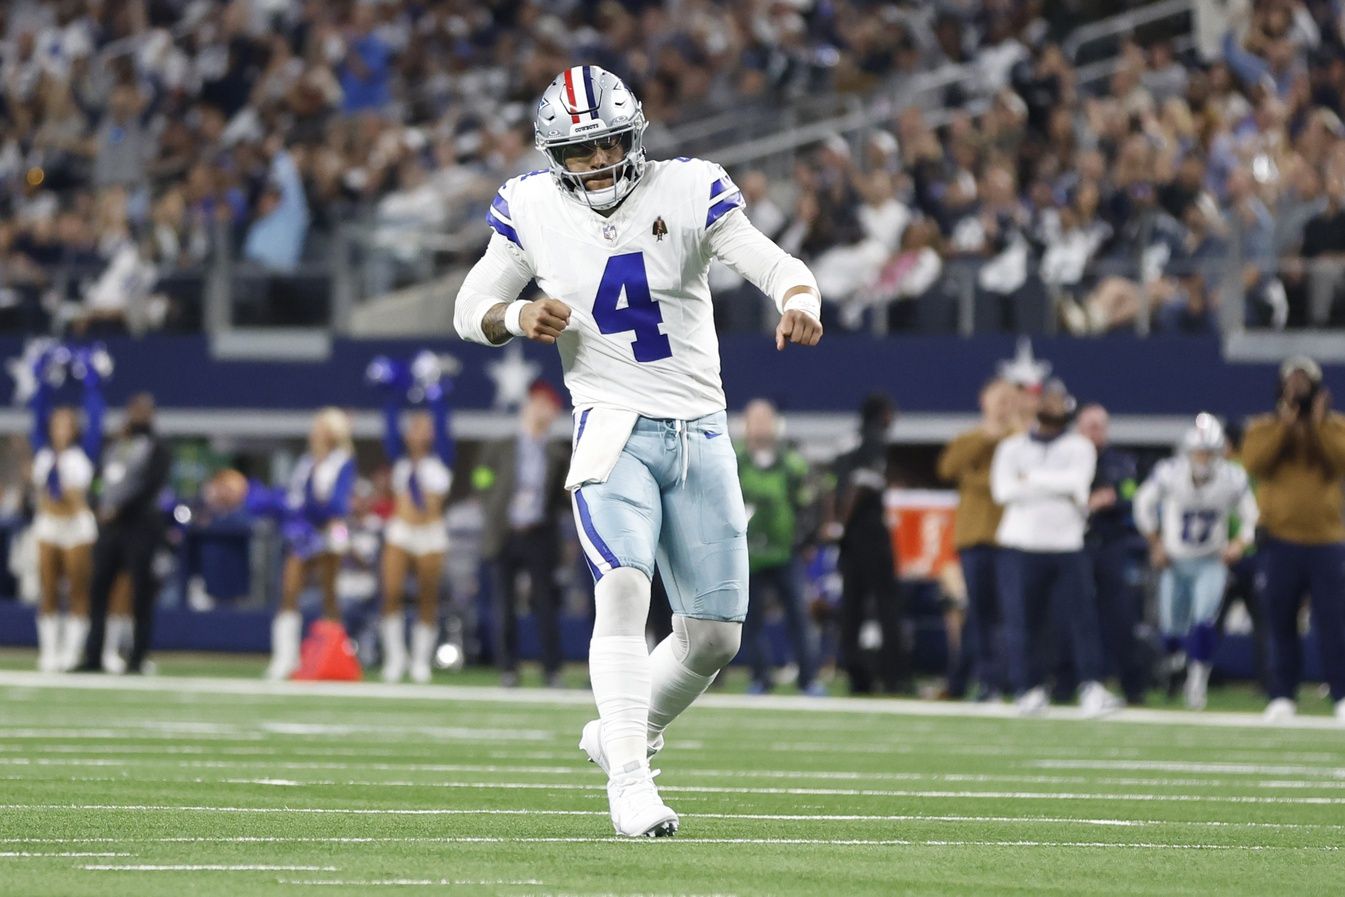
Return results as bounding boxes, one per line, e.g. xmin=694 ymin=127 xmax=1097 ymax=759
xmin=538 ymin=123 xmax=647 ymax=211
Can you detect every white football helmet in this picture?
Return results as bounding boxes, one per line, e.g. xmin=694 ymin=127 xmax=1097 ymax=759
xmin=1181 ymin=413 xmax=1225 ymax=480
xmin=534 ymin=65 xmax=649 ymax=211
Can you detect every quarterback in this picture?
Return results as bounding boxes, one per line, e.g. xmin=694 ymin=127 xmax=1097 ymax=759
xmin=454 ymin=66 xmax=822 ymax=837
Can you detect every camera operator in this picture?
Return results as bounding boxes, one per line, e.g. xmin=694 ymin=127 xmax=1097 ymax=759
xmin=1241 ymin=357 xmax=1345 ymax=721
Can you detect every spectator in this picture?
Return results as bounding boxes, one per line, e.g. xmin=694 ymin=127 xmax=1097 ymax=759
xmin=242 ymin=143 xmax=310 ymax=273
xmin=1240 ymin=357 xmax=1345 ymax=721
xmin=475 ymin=381 xmax=569 ymax=688
xmin=93 ymin=84 xmax=154 ymax=190
xmin=737 ymin=399 xmax=823 ymax=696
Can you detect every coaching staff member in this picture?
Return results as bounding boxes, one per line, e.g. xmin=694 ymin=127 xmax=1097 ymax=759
xmin=1241 ymin=356 xmax=1345 ymax=721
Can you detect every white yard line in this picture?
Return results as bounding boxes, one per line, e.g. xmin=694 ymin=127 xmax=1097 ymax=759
xmin=7 ymin=758 xmax=1342 ymax=791
xmin=277 ymin=880 xmax=544 ymax=887
xmin=82 ymin=864 xmax=338 ymax=872
xmin=1 ymin=812 xmax=1341 ymax=833
xmin=0 ymin=852 xmax=131 ymax=857
xmin=8 ymin=774 xmax=1345 ymax=809
xmin=1030 ymin=760 xmax=1345 ymax=778
xmin=3 ymin=671 xmax=1341 ymax=730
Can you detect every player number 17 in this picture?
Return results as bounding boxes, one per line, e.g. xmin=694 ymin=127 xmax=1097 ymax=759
xmin=593 ymin=252 xmax=673 ymax=363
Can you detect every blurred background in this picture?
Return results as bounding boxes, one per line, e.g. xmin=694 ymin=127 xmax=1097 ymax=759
xmin=1 ymin=0 xmax=1343 ymax=707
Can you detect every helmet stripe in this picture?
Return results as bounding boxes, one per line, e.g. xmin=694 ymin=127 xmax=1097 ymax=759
xmin=562 ymin=67 xmax=580 ymax=123
xmin=582 ymin=64 xmax=596 ymax=118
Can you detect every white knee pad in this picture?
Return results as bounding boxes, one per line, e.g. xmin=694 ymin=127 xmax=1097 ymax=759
xmin=592 ymin=568 xmax=652 ymax=638
xmin=672 ymin=616 xmax=742 ymax=677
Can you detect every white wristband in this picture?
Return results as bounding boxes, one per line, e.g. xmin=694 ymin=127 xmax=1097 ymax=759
xmin=783 ymin=290 xmax=821 ymax=320
xmin=503 ymin=300 xmax=529 ymax=337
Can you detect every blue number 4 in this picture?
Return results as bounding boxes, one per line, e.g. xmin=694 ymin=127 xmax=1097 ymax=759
xmin=593 ymin=252 xmax=672 ymax=363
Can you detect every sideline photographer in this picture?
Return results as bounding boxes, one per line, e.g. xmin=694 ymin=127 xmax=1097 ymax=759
xmin=1241 ymin=356 xmax=1345 ymax=721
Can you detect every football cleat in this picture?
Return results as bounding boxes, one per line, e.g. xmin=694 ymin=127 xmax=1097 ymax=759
xmin=1263 ymin=697 xmax=1296 ymax=721
xmin=1015 ymin=686 xmax=1048 ymax=717
xmin=579 ymin=718 xmax=663 ymax=776
xmin=606 ymin=762 xmax=678 ymax=838
xmin=1079 ymin=681 xmax=1122 ymax=718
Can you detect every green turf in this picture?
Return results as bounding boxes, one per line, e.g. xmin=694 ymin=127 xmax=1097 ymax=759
xmin=1 ymin=663 xmax=1342 ymax=897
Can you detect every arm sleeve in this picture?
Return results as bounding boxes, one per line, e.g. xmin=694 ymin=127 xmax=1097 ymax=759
xmin=1314 ymin=416 xmax=1345 ymax=474
xmin=382 ymin=400 xmax=404 ymax=461
xmin=1240 ymin=418 xmax=1289 ymax=478
xmin=989 ymin=440 xmax=1022 ymax=505
xmin=1132 ymin=468 xmax=1165 ymax=537
xmin=452 ymin=233 xmax=536 ymax=346
xmin=1022 ymin=442 xmax=1096 ymax=506
xmin=936 ymin=432 xmax=979 ymax=484
xmin=707 ymin=209 xmax=821 ymax=319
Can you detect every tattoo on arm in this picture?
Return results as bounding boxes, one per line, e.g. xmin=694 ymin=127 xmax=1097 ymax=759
xmin=481 ymin=302 xmax=512 ymax=345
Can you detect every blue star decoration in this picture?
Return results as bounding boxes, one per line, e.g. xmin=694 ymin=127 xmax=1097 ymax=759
xmin=486 ymin=343 xmax=541 ymax=410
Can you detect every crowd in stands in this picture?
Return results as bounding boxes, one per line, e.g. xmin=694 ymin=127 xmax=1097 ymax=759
xmin=1 ymin=0 xmax=1344 ymax=335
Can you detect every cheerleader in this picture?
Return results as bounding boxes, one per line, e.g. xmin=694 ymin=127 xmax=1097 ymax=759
xmin=378 ymin=370 xmax=454 ymax=683
xmin=265 ymin=407 xmax=356 ymax=681
xmin=30 ymin=350 xmax=104 ymax=672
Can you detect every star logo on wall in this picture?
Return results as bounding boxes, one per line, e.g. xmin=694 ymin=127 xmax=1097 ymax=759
xmin=997 ymin=337 xmax=1051 ymax=389
xmin=5 ymin=338 xmax=57 ymax=406
xmin=486 ymin=342 xmax=541 ymax=409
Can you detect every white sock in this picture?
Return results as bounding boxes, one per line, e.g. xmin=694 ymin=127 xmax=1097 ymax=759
xmin=36 ymin=614 xmax=60 ymax=672
xmin=269 ymin=610 xmax=302 ymax=678
xmin=410 ymin=621 xmax=437 ymax=681
xmin=380 ymin=614 xmax=407 ymax=681
xmin=60 ymin=615 xmax=90 ymax=672
xmin=103 ymin=615 xmax=132 ymax=672
xmin=648 ymin=616 xmax=739 ymax=742
xmin=589 ymin=635 xmax=652 ymax=771
xmin=1188 ymin=661 xmax=1210 ymax=691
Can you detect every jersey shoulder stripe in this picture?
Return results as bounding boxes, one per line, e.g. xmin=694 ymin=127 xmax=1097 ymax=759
xmin=487 ymin=169 xmax=551 ymax=248
xmin=706 ymin=170 xmax=744 ymax=228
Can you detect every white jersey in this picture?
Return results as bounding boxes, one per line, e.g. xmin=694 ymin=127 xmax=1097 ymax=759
xmin=455 ymin=157 xmax=819 ymax=422
xmin=1134 ymin=457 xmax=1258 ymax=560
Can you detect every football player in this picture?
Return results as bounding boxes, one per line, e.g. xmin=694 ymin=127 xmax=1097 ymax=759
xmin=454 ymin=66 xmax=823 ymax=837
xmin=1134 ymin=414 xmax=1258 ymax=709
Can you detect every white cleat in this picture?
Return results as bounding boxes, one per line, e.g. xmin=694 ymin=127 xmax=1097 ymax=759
xmin=1184 ymin=662 xmax=1209 ymax=711
xmin=408 ymin=661 xmax=432 ymax=684
xmin=1079 ymin=681 xmax=1122 ymax=719
xmin=1015 ymin=686 xmax=1048 ymax=717
xmin=1335 ymin=698 xmax=1345 ymax=723
xmin=1264 ymin=698 xmax=1296 ymax=722
xmin=579 ymin=719 xmax=663 ymax=776
xmin=606 ymin=762 xmax=678 ymax=838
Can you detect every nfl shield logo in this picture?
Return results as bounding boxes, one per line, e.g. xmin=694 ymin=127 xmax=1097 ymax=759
xmin=602 ymin=224 xmax=617 ymax=242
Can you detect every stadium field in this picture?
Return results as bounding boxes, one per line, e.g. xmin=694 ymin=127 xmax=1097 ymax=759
xmin=1 ymin=667 xmax=1342 ymax=897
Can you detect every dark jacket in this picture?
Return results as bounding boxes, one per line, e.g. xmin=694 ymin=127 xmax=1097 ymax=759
xmin=99 ymin=427 xmax=171 ymax=529
xmin=475 ymin=434 xmax=570 ymax=560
